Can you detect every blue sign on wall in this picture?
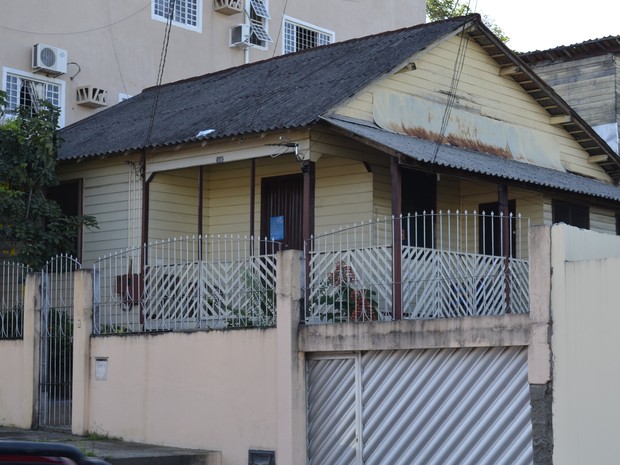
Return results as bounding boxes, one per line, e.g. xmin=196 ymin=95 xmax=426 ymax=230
xmin=270 ymin=216 xmax=284 ymax=241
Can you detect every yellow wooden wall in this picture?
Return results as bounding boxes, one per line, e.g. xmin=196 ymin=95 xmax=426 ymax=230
xmin=334 ymin=33 xmax=612 ymax=182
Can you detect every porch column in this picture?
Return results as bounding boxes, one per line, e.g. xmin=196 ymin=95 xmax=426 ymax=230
xmin=498 ymin=183 xmax=511 ymax=313
xmin=391 ymin=157 xmax=403 ymax=320
xmin=302 ymin=160 xmax=315 ymax=306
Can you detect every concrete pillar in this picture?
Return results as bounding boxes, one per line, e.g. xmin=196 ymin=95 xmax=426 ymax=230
xmin=276 ymin=250 xmax=306 ymax=465
xmin=528 ymin=225 xmax=553 ymax=464
xmin=22 ymin=273 xmax=41 ymax=429
xmin=72 ymin=270 xmax=93 ymax=435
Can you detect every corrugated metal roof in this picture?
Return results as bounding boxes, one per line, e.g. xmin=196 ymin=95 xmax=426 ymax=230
xmin=323 ymin=116 xmax=620 ymax=203
xmin=58 ymin=16 xmax=475 ymax=161
xmin=519 ymin=35 xmax=620 ymax=63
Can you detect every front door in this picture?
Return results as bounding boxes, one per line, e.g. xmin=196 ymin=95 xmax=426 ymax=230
xmin=260 ymin=174 xmax=303 ymax=250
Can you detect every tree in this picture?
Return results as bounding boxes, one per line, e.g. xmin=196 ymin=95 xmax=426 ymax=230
xmin=427 ymin=0 xmax=509 ymax=44
xmin=0 ymin=91 xmax=96 ymax=269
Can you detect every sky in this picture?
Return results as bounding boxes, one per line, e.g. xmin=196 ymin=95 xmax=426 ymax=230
xmin=470 ymin=0 xmax=619 ymax=52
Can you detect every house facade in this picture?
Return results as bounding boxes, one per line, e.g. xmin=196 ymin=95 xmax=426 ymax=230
xmin=3 ymin=14 xmax=620 ymax=465
xmin=520 ymin=36 xmax=620 ymax=155
xmin=0 ymin=0 xmax=425 ymax=127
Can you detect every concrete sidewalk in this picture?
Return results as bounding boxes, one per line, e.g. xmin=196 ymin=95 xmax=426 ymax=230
xmin=0 ymin=427 xmax=220 ymax=465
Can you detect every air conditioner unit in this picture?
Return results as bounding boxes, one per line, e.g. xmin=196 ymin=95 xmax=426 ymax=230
xmin=32 ymin=43 xmax=68 ymax=76
xmin=230 ymin=24 xmax=251 ymax=47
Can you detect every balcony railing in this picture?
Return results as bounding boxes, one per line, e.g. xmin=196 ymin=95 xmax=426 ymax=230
xmin=93 ymin=236 xmax=281 ymax=335
xmin=0 ymin=261 xmax=31 ymax=339
xmin=305 ymin=211 xmax=530 ymax=324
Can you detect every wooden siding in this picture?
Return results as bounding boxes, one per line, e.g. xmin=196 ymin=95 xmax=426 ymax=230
xmin=334 ymin=34 xmax=612 ymax=182
xmin=542 ymin=196 xmax=618 ymax=235
xmin=149 ymin=168 xmax=199 ymax=240
xmin=57 ymin=156 xmax=141 ymax=266
xmin=531 ymin=55 xmax=617 ymax=127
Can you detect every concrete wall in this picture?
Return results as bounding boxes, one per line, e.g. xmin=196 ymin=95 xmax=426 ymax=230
xmin=70 ymin=250 xmax=305 ymax=465
xmin=549 ymin=225 xmax=620 ymax=464
xmin=0 ymin=274 xmax=40 ymax=429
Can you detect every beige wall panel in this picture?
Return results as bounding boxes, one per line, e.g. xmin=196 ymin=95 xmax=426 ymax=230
xmin=550 ymin=226 xmax=620 ymax=464
xmin=0 ymin=342 xmax=27 ymax=427
xmin=88 ymin=329 xmax=277 ymax=465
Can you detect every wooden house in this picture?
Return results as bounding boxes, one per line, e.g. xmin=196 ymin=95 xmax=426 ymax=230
xmin=44 ymin=15 xmax=620 ymax=462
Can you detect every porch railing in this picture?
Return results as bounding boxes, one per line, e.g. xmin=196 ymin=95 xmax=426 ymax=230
xmin=305 ymin=211 xmax=530 ymax=324
xmin=93 ymin=236 xmax=281 ymax=335
xmin=0 ymin=261 xmax=31 ymax=339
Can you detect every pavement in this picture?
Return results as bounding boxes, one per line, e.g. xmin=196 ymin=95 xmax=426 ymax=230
xmin=0 ymin=427 xmax=220 ymax=465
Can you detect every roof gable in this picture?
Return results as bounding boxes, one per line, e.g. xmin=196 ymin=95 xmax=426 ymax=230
xmin=59 ymin=15 xmax=473 ymax=161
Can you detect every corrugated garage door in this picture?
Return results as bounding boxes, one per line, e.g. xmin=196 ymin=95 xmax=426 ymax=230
xmin=307 ymin=346 xmax=533 ymax=465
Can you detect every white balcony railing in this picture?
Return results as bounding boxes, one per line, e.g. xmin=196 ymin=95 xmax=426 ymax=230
xmin=93 ymin=236 xmax=280 ymax=335
xmin=305 ymin=211 xmax=530 ymax=323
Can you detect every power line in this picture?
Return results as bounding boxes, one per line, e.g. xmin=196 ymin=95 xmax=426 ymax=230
xmin=0 ymin=2 xmax=152 ymax=36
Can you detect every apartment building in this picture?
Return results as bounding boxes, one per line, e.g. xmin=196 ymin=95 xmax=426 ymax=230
xmin=0 ymin=0 xmax=425 ymax=126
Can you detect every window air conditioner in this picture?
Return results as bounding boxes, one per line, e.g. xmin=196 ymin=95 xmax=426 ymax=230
xmin=230 ymin=24 xmax=251 ymax=47
xmin=32 ymin=44 xmax=68 ymax=76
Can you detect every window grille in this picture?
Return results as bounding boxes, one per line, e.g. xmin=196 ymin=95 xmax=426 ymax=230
xmin=248 ymin=0 xmax=271 ymax=46
xmin=4 ymin=73 xmax=61 ymax=117
xmin=283 ymin=19 xmax=333 ymax=54
xmin=153 ymin=0 xmax=200 ymax=30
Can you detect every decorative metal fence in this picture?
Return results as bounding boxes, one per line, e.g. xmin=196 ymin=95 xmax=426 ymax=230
xmin=39 ymin=254 xmax=81 ymax=430
xmin=305 ymin=211 xmax=530 ymax=323
xmin=0 ymin=261 xmax=31 ymax=339
xmin=93 ymin=236 xmax=281 ymax=335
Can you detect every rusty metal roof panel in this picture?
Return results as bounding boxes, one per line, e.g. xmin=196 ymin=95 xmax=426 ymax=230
xmin=323 ymin=116 xmax=620 ymax=203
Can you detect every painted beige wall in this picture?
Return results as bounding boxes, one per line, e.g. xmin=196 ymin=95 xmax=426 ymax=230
xmin=550 ymin=225 xmax=620 ymax=464
xmin=0 ymin=341 xmax=29 ymax=427
xmin=87 ymin=329 xmax=277 ymax=465
xmin=1 ymin=0 xmax=424 ymax=126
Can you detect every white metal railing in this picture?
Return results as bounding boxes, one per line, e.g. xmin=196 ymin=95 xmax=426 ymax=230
xmin=305 ymin=211 xmax=530 ymax=323
xmin=93 ymin=236 xmax=281 ymax=334
xmin=0 ymin=261 xmax=31 ymax=339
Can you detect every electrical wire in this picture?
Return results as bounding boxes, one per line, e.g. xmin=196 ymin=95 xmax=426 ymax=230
xmin=145 ymin=0 xmax=176 ymax=147
xmin=0 ymin=1 xmax=151 ymax=36
xmin=430 ymin=15 xmax=471 ymax=165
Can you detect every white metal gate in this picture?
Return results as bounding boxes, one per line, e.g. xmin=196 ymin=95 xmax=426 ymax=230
xmin=38 ymin=255 xmax=81 ymax=429
xmin=307 ymin=347 xmax=533 ymax=465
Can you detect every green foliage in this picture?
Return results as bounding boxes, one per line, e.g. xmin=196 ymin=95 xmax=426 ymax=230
xmin=0 ymin=90 xmax=97 ymax=269
xmin=426 ymin=0 xmax=510 ymax=44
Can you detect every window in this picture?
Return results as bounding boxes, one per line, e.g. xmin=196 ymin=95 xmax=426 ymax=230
xmin=283 ymin=17 xmax=334 ymax=54
xmin=552 ymin=200 xmax=589 ymax=229
xmin=47 ymin=180 xmax=83 ymax=259
xmin=152 ymin=0 xmax=202 ymax=32
xmin=479 ymin=200 xmax=516 ymax=257
xmin=248 ymin=450 xmax=275 ymax=465
xmin=2 ymin=68 xmax=65 ymax=126
xmin=247 ymin=0 xmax=271 ymax=47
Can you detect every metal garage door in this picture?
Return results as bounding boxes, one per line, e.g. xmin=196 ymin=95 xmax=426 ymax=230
xmin=307 ymin=346 xmax=533 ymax=465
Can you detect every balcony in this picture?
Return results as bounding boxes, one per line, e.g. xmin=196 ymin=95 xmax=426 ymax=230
xmin=305 ymin=211 xmax=530 ymax=323
xmin=92 ymin=211 xmax=529 ymax=334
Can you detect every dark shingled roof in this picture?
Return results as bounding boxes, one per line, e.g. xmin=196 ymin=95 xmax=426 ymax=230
xmin=59 ymin=15 xmax=475 ymax=160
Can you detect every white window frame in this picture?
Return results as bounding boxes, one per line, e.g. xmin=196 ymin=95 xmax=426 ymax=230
xmin=245 ymin=0 xmax=271 ymax=49
xmin=2 ymin=67 xmax=66 ymax=127
xmin=282 ymin=16 xmax=334 ymax=54
xmin=152 ymin=0 xmax=202 ymax=33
